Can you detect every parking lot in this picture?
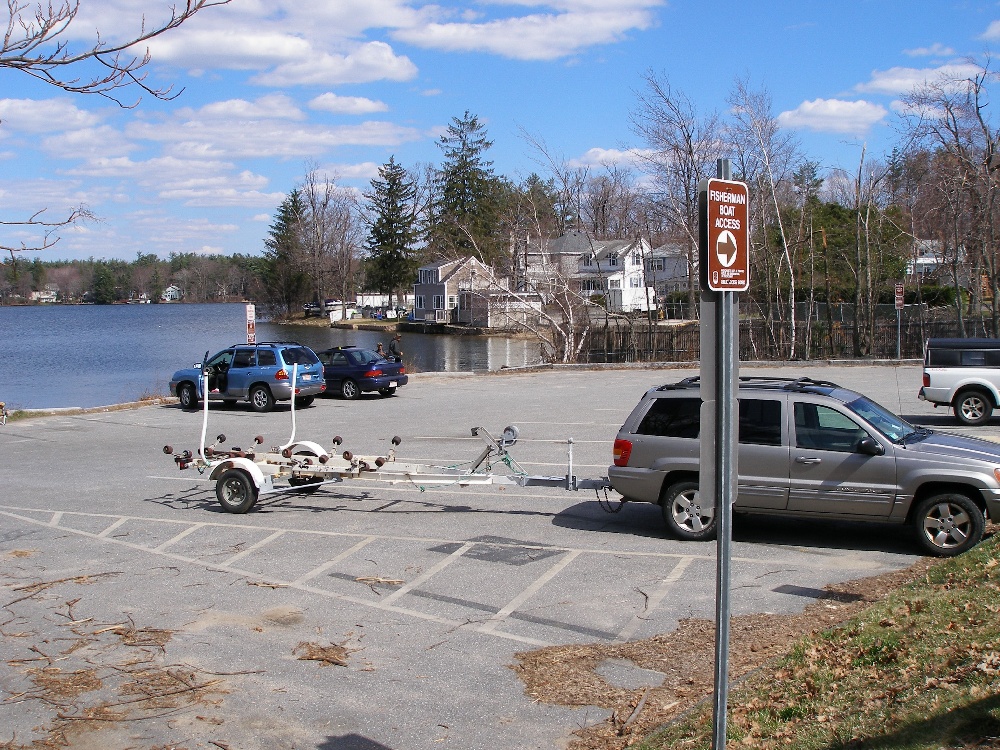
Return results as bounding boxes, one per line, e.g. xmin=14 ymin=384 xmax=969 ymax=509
xmin=0 ymin=363 xmax=989 ymax=749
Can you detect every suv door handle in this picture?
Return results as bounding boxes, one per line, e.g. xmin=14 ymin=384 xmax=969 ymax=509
xmin=795 ymin=456 xmax=822 ymax=464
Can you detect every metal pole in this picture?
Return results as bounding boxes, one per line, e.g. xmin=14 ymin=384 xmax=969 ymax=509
xmin=711 ymin=158 xmax=736 ymax=750
xmin=897 ymin=307 xmax=901 ymax=360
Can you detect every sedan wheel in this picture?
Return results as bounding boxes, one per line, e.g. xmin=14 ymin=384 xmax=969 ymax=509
xmin=661 ymin=481 xmax=717 ymax=541
xmin=914 ymin=493 xmax=984 ymax=556
xmin=341 ymin=379 xmax=359 ymax=400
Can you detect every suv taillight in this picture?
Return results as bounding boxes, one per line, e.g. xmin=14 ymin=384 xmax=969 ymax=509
xmin=613 ymin=439 xmax=632 ymax=467
xmin=274 ymin=369 xmax=289 ymax=380
xmin=923 ymin=372 xmax=930 ymax=387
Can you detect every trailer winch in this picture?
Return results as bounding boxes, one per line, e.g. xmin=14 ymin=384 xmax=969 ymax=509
xmin=163 ymin=370 xmax=612 ymax=514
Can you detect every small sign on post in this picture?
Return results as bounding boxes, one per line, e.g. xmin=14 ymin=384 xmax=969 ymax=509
xmin=895 ymin=283 xmax=904 ymax=310
xmin=246 ymin=303 xmax=256 ymax=344
xmin=705 ymin=179 xmax=750 ymax=292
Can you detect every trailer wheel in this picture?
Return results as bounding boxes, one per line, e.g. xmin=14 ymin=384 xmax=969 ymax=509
xmin=216 ymin=469 xmax=258 ymax=513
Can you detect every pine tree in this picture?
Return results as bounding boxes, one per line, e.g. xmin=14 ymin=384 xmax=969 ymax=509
xmin=428 ymin=111 xmax=510 ymax=268
xmin=364 ymin=157 xmax=419 ymax=304
xmin=262 ymin=189 xmax=308 ymax=316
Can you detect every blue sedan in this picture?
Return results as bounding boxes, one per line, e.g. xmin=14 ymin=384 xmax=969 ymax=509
xmin=316 ymin=346 xmax=408 ymax=399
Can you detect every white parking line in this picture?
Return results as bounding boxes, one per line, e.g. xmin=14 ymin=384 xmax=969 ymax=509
xmin=222 ymin=529 xmax=285 ymax=566
xmin=293 ymin=536 xmax=378 ymax=584
xmin=381 ymin=542 xmax=473 ymax=606
xmin=476 ymin=549 xmax=582 ymax=635
xmin=613 ymin=556 xmax=695 ymax=643
xmin=154 ymin=523 xmax=206 ymax=552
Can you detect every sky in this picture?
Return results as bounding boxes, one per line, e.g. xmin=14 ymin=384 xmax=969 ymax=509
xmin=1 ymin=0 xmax=998 ymax=263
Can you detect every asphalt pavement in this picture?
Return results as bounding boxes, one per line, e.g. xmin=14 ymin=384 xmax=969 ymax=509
xmin=0 ymin=363 xmax=987 ymax=749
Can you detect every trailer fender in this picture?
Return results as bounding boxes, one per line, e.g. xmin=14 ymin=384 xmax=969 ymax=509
xmin=283 ymin=440 xmax=329 ymax=461
xmin=210 ymin=457 xmax=266 ymax=488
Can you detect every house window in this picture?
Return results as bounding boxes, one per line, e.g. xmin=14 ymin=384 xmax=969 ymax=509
xmin=448 ymin=295 xmax=457 ymax=308
xmin=632 ymin=254 xmax=642 ymax=266
xmin=649 ymin=258 xmax=665 ymax=272
xmin=583 ymin=255 xmax=593 ymax=267
xmin=609 ymin=279 xmax=621 ymax=289
xmin=630 ymin=277 xmax=642 ymax=288
xmin=433 ymin=295 xmax=444 ymax=309
xmin=419 ymin=269 xmax=437 ymax=284
xmin=608 ymin=254 xmax=618 ymax=266
xmin=416 ymin=295 xmax=425 ymax=310
xmin=582 ymin=279 xmax=601 ymax=292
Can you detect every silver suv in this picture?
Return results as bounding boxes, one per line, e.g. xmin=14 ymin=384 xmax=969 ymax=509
xmin=919 ymin=338 xmax=1000 ymax=426
xmin=608 ymin=376 xmax=1000 ymax=556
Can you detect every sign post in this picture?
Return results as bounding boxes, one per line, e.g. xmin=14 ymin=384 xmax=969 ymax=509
xmin=699 ymin=161 xmax=748 ymax=750
xmin=246 ymin=303 xmax=256 ymax=345
xmin=895 ymin=283 xmax=904 ymax=359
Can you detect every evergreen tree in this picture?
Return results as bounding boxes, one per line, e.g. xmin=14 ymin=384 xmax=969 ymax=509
xmin=428 ymin=110 xmax=509 ymax=267
xmin=364 ymin=157 xmax=419 ymax=304
xmin=91 ymin=262 xmax=116 ymax=304
xmin=261 ymin=189 xmax=308 ymax=316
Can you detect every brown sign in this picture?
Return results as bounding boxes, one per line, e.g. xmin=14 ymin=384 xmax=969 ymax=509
xmin=705 ymin=179 xmax=749 ymax=292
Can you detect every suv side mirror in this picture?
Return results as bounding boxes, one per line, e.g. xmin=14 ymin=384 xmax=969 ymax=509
xmin=857 ymin=436 xmax=885 ymax=456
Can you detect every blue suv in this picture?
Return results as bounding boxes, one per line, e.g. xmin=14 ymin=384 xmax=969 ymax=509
xmin=170 ymin=342 xmax=325 ymax=412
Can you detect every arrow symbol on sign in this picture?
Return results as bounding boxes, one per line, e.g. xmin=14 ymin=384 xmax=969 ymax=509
xmin=717 ymin=231 xmax=738 ymax=267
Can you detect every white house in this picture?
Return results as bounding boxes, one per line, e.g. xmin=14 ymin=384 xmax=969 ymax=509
xmin=161 ymin=284 xmax=183 ymax=302
xmin=518 ymin=230 xmax=655 ymax=313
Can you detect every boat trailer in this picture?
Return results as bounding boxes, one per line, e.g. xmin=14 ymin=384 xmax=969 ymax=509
xmin=163 ymin=371 xmax=612 ymax=514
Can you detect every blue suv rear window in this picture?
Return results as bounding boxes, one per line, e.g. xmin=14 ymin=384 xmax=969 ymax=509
xmin=281 ymin=347 xmax=319 ymax=365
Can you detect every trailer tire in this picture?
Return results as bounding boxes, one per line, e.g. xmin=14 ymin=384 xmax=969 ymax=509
xmin=216 ymin=469 xmax=258 ymax=513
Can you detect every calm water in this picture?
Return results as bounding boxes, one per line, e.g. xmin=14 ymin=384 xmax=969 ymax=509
xmin=0 ymin=303 xmax=541 ymax=409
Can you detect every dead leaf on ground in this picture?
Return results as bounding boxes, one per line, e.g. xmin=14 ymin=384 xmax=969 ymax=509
xmin=294 ymin=641 xmax=354 ymax=667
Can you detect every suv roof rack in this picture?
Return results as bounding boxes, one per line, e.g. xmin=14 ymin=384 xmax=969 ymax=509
xmin=656 ymin=375 xmax=842 ymax=392
xmin=229 ymin=341 xmax=303 ymax=347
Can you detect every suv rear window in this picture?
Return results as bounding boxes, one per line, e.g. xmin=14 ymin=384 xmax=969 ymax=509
xmin=636 ymin=396 xmax=782 ymax=445
xmin=637 ymin=397 xmax=700 ymax=438
xmin=280 ymin=346 xmax=320 ymax=365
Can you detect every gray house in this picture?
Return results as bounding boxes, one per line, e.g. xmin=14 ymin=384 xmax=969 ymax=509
xmin=413 ymin=257 xmax=494 ymax=322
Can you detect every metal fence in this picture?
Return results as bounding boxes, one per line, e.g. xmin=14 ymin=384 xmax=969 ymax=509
xmin=581 ymin=318 xmax=981 ymax=363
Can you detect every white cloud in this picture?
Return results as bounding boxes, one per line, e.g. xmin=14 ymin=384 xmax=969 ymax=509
xmin=903 ymin=42 xmax=955 ymax=57
xmin=777 ymin=99 xmax=888 ymax=134
xmin=855 ymin=63 xmax=983 ymax=95
xmin=194 ymin=94 xmax=305 ymax=120
xmin=0 ymin=99 xmax=103 ymax=133
xmin=309 ymin=93 xmax=389 ymax=115
xmin=251 ymin=42 xmax=417 ymax=86
xmin=981 ymin=20 xmax=1000 ymax=40
xmin=569 ymin=147 xmax=651 ymax=168
xmin=393 ymin=4 xmax=660 ymax=60
xmin=318 ymin=161 xmax=382 ymax=181
xmin=41 ymin=126 xmax=136 ymax=160
xmin=127 ymin=114 xmax=424 ymax=160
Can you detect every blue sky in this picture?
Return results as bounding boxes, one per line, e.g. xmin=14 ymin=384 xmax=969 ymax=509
xmin=1 ymin=0 xmax=997 ymax=262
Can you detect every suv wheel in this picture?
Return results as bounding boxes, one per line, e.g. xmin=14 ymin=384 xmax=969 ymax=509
xmin=954 ymin=389 xmax=993 ymax=426
xmin=914 ymin=493 xmax=985 ymax=556
xmin=661 ymin=481 xmax=717 ymax=541
xmin=249 ymin=385 xmax=275 ymax=413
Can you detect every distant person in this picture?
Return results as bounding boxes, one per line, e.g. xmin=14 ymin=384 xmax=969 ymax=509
xmin=375 ymin=342 xmax=386 ymax=358
xmin=388 ymin=333 xmax=403 ymax=361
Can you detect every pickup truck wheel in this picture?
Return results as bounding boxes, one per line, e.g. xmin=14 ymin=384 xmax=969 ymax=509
xmin=954 ymin=389 xmax=992 ymax=426
xmin=914 ymin=493 xmax=984 ymax=556
xmin=661 ymin=481 xmax=717 ymax=541
xmin=216 ymin=469 xmax=258 ymax=514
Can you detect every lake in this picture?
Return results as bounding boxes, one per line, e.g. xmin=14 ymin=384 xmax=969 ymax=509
xmin=0 ymin=303 xmax=542 ymax=410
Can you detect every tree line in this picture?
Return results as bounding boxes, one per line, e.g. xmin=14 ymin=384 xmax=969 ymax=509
xmin=6 ymin=58 xmax=1000 ymax=362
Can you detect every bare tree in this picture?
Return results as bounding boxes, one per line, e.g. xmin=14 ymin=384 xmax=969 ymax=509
xmin=728 ymin=78 xmax=803 ymax=357
xmin=299 ymin=167 xmax=361 ymax=314
xmin=1 ymin=0 xmax=230 ymax=257
xmin=631 ymin=71 xmax=722 ymax=318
